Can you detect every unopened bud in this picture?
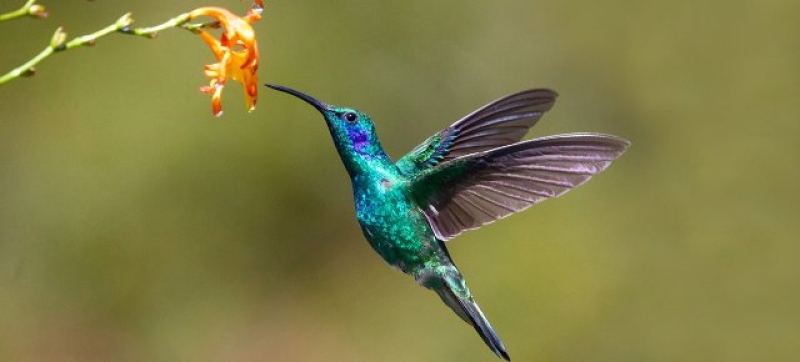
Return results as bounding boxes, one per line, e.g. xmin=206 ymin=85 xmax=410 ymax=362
xmin=50 ymin=27 xmax=67 ymax=49
xmin=28 ymin=4 xmax=48 ymax=18
xmin=116 ymin=13 xmax=133 ymax=28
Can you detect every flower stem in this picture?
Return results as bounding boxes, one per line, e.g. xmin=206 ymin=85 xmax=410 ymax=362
xmin=0 ymin=10 xmax=214 ymax=85
xmin=0 ymin=0 xmax=37 ymax=22
xmin=122 ymin=13 xmax=192 ymax=38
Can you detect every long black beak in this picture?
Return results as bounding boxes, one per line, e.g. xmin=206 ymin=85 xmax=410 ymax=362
xmin=266 ymin=84 xmax=330 ymax=112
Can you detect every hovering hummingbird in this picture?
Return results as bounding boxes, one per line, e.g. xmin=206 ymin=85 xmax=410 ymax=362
xmin=267 ymin=84 xmax=629 ymax=360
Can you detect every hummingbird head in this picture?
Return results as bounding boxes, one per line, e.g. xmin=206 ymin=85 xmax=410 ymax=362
xmin=267 ymin=84 xmax=390 ymax=175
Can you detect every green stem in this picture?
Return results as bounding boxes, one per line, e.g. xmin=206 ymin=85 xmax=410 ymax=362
xmin=0 ymin=46 xmax=51 ymax=82
xmin=0 ymin=11 xmax=212 ymax=85
xmin=0 ymin=0 xmax=37 ymax=21
xmin=123 ymin=13 xmax=192 ymax=37
xmin=64 ymin=19 xmax=128 ymax=48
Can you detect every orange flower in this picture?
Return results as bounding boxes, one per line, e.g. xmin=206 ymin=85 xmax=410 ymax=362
xmin=190 ymin=5 xmax=261 ymax=117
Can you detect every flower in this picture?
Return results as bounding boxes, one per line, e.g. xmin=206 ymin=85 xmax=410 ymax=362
xmin=189 ymin=5 xmax=261 ymax=117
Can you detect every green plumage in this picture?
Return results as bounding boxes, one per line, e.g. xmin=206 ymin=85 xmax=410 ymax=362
xmin=268 ymin=84 xmax=630 ymax=361
xmin=352 ymin=169 xmax=437 ymax=270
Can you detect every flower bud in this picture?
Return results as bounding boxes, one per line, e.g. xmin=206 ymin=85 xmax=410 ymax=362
xmin=50 ymin=27 xmax=67 ymax=49
xmin=28 ymin=4 xmax=48 ymax=18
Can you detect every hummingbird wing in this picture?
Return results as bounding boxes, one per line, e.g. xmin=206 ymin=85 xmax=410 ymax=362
xmin=410 ymin=133 xmax=629 ymax=241
xmin=396 ymin=89 xmax=558 ymax=176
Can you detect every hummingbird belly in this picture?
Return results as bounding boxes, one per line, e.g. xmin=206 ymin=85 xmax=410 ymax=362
xmin=353 ymin=180 xmax=435 ymax=272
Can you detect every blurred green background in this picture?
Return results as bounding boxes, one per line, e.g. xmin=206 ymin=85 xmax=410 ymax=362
xmin=1 ymin=0 xmax=798 ymax=361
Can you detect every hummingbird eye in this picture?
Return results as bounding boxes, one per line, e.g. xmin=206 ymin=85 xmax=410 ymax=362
xmin=343 ymin=112 xmax=358 ymax=123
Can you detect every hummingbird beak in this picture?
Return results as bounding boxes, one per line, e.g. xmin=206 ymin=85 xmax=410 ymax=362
xmin=265 ymin=84 xmax=330 ymax=112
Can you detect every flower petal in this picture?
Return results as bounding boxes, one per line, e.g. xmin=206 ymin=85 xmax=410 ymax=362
xmin=190 ymin=6 xmax=260 ymax=116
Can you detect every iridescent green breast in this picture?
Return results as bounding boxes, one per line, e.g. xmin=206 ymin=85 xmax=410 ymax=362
xmin=352 ymin=171 xmax=437 ymax=272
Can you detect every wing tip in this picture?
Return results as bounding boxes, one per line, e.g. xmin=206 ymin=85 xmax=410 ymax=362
xmin=588 ymin=133 xmax=631 ymax=154
xmin=522 ymin=88 xmax=559 ymax=112
xmin=530 ymin=88 xmax=559 ymax=99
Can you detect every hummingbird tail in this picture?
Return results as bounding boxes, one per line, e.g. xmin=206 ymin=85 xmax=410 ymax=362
xmin=435 ymin=273 xmax=510 ymax=361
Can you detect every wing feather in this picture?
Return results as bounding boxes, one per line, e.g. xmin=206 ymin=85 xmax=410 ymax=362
xmin=411 ymin=133 xmax=630 ymax=240
xmin=396 ymin=89 xmax=558 ymax=176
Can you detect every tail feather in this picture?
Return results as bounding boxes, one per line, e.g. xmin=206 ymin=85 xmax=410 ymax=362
xmin=435 ymin=274 xmax=510 ymax=361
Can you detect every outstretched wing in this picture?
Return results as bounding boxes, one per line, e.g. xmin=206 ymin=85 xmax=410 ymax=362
xmin=410 ymin=133 xmax=630 ymax=241
xmin=396 ymin=89 xmax=558 ymax=176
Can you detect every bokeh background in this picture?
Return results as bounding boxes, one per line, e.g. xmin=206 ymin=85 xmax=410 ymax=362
xmin=1 ymin=1 xmax=798 ymax=361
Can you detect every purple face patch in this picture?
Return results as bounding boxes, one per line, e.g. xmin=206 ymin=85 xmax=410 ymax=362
xmin=347 ymin=127 xmax=371 ymax=154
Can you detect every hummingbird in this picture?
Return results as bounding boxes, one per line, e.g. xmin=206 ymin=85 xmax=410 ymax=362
xmin=267 ymin=84 xmax=629 ymax=360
